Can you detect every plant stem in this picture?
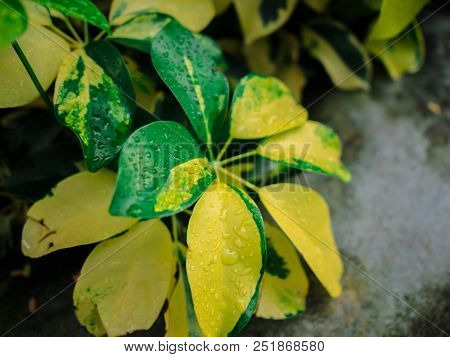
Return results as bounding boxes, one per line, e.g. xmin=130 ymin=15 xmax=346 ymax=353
xmin=12 ymin=41 xmax=54 ymax=112
xmin=220 ymin=150 xmax=257 ymax=166
xmin=83 ymin=21 xmax=89 ymax=44
xmin=63 ymin=17 xmax=83 ymax=43
xmin=216 ymin=137 xmax=233 ymax=162
xmin=183 ymin=209 xmax=193 ymax=215
xmin=93 ymin=30 xmax=106 ymax=42
xmin=49 ymin=25 xmax=78 ymax=45
xmin=218 ymin=166 xmax=260 ymax=192
xmin=171 ymin=216 xmax=179 ymax=243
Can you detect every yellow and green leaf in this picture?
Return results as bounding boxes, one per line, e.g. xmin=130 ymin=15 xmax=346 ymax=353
xmin=0 ymin=25 xmax=69 ymax=108
xmin=230 ymin=74 xmax=308 ymax=139
xmin=34 ymin=0 xmax=111 ymax=33
xmin=165 ymin=244 xmax=202 ymax=337
xmin=21 ymin=170 xmax=137 ymax=258
xmin=233 ymin=0 xmax=298 ymax=44
xmin=256 ymin=222 xmax=308 ymax=319
xmin=0 ymin=0 xmax=27 ymax=50
xmin=259 ymin=183 xmax=343 ymax=297
xmin=73 ymin=219 xmax=173 ymax=336
xmin=367 ymin=0 xmax=429 ymax=40
xmin=54 ymin=40 xmax=135 ymax=172
xmin=366 ymin=22 xmax=425 ymax=80
xmin=186 ymin=183 xmax=266 ymax=336
xmin=110 ymin=121 xmax=216 ymax=219
xmin=151 ymin=20 xmax=229 ymax=143
xmin=109 ymin=0 xmax=215 ymax=32
xmin=302 ymin=20 xmax=371 ymax=90
xmin=257 ymin=121 xmax=351 ymax=182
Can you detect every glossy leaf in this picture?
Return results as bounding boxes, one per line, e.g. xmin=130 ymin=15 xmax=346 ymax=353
xmin=34 ymin=0 xmax=110 ymax=33
xmin=165 ymin=244 xmax=202 ymax=337
xmin=110 ymin=121 xmax=216 ymax=219
xmin=111 ymin=13 xmax=172 ymax=52
xmin=257 ymin=121 xmax=351 ymax=182
xmin=256 ymin=222 xmax=308 ymax=319
xmin=186 ymin=183 xmax=266 ymax=336
xmin=0 ymin=0 xmax=27 ymax=50
xmin=259 ymin=183 xmax=343 ymax=297
xmin=0 ymin=25 xmax=69 ymax=108
xmin=109 ymin=0 xmax=215 ymax=32
xmin=230 ymin=74 xmax=307 ymax=139
xmin=366 ymin=23 xmax=425 ymax=80
xmin=302 ymin=20 xmax=371 ymax=90
xmin=304 ymin=0 xmax=330 ymax=12
xmin=367 ymin=0 xmax=428 ymax=40
xmin=21 ymin=170 xmax=137 ymax=258
xmin=54 ymin=40 xmax=135 ymax=172
xmin=74 ymin=219 xmax=173 ymax=336
xmin=233 ymin=0 xmax=298 ymax=44
xmin=151 ymin=20 xmax=229 ymax=143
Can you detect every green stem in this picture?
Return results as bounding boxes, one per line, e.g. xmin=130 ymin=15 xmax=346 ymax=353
xmin=49 ymin=25 xmax=78 ymax=45
xmin=12 ymin=41 xmax=54 ymax=112
xmin=83 ymin=21 xmax=89 ymax=44
xmin=93 ymin=30 xmax=106 ymax=42
xmin=220 ymin=150 xmax=257 ymax=166
xmin=216 ymin=137 xmax=233 ymax=162
xmin=218 ymin=166 xmax=260 ymax=192
xmin=171 ymin=216 xmax=179 ymax=243
xmin=63 ymin=17 xmax=82 ymax=43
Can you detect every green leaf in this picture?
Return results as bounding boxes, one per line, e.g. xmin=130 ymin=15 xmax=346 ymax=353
xmin=259 ymin=183 xmax=343 ymax=298
xmin=366 ymin=23 xmax=425 ymax=80
xmin=111 ymin=13 xmax=172 ymax=52
xmin=165 ymin=244 xmax=203 ymax=337
xmin=257 ymin=120 xmax=351 ymax=182
xmin=0 ymin=0 xmax=27 ymax=50
xmin=34 ymin=0 xmax=111 ymax=33
xmin=186 ymin=183 xmax=266 ymax=336
xmin=21 ymin=170 xmax=137 ymax=258
xmin=151 ymin=20 xmax=229 ymax=143
xmin=367 ymin=0 xmax=429 ymax=40
xmin=302 ymin=20 xmax=371 ymax=90
xmin=73 ymin=219 xmax=173 ymax=336
xmin=256 ymin=222 xmax=309 ymax=319
xmin=110 ymin=121 xmax=216 ymax=219
xmin=230 ymin=74 xmax=308 ymax=139
xmin=109 ymin=0 xmax=215 ymax=32
xmin=193 ymin=33 xmax=228 ymax=70
xmin=54 ymin=40 xmax=135 ymax=172
xmin=0 ymin=24 xmax=69 ymax=108
xmin=233 ymin=0 xmax=298 ymax=44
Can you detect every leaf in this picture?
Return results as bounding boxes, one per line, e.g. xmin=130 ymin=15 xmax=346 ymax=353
xmin=233 ymin=0 xmax=298 ymax=44
xmin=0 ymin=25 xmax=69 ymax=108
xmin=23 ymin=0 xmax=52 ymax=26
xmin=34 ymin=0 xmax=111 ymax=33
xmin=259 ymin=183 xmax=343 ymax=297
xmin=367 ymin=0 xmax=429 ymax=40
xmin=218 ymin=162 xmax=254 ymax=190
xmin=21 ymin=170 xmax=137 ymax=258
xmin=229 ymin=74 xmax=308 ymax=139
xmin=277 ymin=63 xmax=307 ymax=102
xmin=0 ymin=0 xmax=27 ymax=50
xmin=302 ymin=20 xmax=371 ymax=90
xmin=111 ymin=13 xmax=172 ymax=52
xmin=109 ymin=0 xmax=215 ymax=32
xmin=193 ymin=33 xmax=228 ymax=70
xmin=110 ymin=121 xmax=216 ymax=219
xmin=151 ymin=20 xmax=229 ymax=143
xmin=54 ymin=40 xmax=135 ymax=172
xmin=256 ymin=222 xmax=308 ymax=319
xmin=213 ymin=0 xmax=232 ymax=14
xmin=165 ymin=244 xmax=203 ymax=337
xmin=303 ymin=0 xmax=330 ymax=12
xmin=366 ymin=23 xmax=425 ymax=80
xmin=186 ymin=182 xmax=266 ymax=336
xmin=73 ymin=219 xmax=173 ymax=336
xmin=257 ymin=121 xmax=351 ymax=182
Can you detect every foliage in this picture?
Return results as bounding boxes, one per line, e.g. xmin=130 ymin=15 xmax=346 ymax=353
xmin=0 ymin=0 xmax=430 ymax=336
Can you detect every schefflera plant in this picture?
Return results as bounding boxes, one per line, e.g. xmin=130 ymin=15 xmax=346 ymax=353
xmin=20 ymin=9 xmax=350 ymax=337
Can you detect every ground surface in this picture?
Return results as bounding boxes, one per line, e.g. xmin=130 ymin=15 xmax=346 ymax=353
xmin=0 ymin=13 xmax=449 ymax=337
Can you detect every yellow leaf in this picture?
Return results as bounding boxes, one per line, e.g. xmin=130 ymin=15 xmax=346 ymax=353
xmin=186 ymin=183 xmax=265 ymax=336
xmin=22 ymin=170 xmax=137 ymax=258
xmin=277 ymin=64 xmax=307 ymax=102
xmin=73 ymin=219 xmax=173 ymax=336
xmin=256 ymin=222 xmax=309 ymax=319
xmin=230 ymin=74 xmax=308 ymax=139
xmin=259 ymin=183 xmax=343 ymax=297
xmin=233 ymin=0 xmax=298 ymax=44
xmin=257 ymin=121 xmax=351 ymax=182
xmin=109 ymin=0 xmax=215 ymax=32
xmin=213 ymin=0 xmax=232 ymax=14
xmin=218 ymin=162 xmax=254 ymax=190
xmin=0 ymin=25 xmax=69 ymax=108
xmin=23 ymin=0 xmax=52 ymax=26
